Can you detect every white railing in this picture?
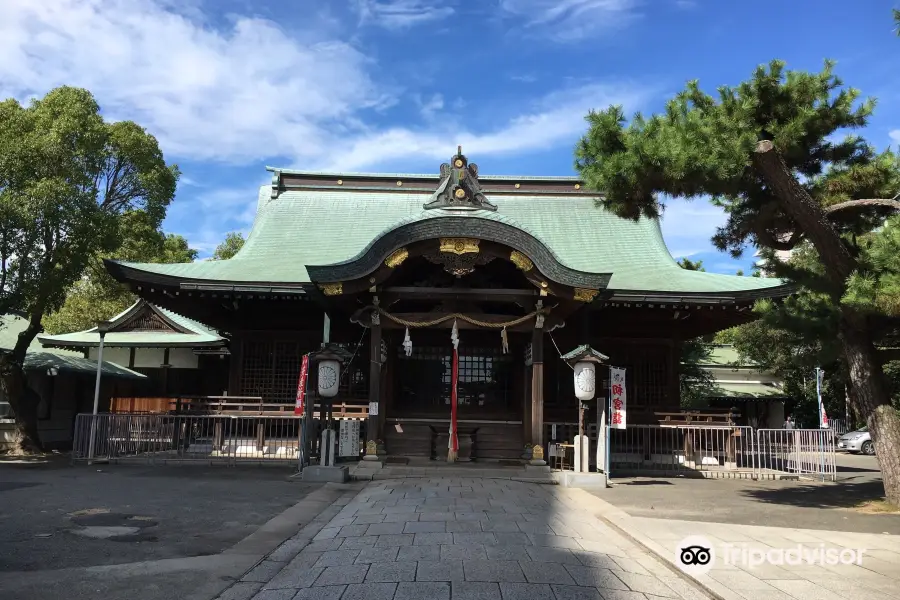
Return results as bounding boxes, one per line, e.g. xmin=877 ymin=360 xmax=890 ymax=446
xmin=72 ymin=413 xmax=366 ymax=465
xmin=755 ymin=428 xmax=836 ymax=481
xmin=544 ymin=421 xmax=836 ymax=481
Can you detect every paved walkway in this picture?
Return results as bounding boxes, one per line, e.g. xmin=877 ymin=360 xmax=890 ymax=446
xmin=220 ymin=478 xmax=709 ymax=600
xmin=583 ymin=490 xmax=900 ymax=600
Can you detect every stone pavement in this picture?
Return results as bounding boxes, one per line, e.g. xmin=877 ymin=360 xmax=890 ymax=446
xmin=583 ymin=491 xmax=900 ymax=600
xmin=219 ymin=477 xmax=710 ymax=600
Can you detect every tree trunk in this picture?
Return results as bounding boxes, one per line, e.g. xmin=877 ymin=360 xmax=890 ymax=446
xmin=753 ymin=140 xmax=900 ymax=506
xmin=840 ymin=313 xmax=900 ymax=506
xmin=0 ymin=304 xmax=48 ymax=454
xmin=0 ymin=356 xmax=43 ymax=454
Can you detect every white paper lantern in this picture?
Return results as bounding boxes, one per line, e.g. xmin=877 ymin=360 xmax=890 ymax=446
xmin=318 ymin=359 xmax=341 ymax=398
xmin=573 ymin=361 xmax=596 ymax=401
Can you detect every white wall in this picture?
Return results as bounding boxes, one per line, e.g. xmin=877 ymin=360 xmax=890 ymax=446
xmin=87 ymin=347 xmax=199 ymax=369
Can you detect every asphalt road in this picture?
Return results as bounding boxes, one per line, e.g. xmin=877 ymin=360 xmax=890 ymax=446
xmin=0 ymin=457 xmax=324 ymax=600
xmin=594 ymin=452 xmax=900 ymax=534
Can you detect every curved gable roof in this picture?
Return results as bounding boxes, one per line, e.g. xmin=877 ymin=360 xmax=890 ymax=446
xmin=107 ymin=172 xmax=789 ymax=300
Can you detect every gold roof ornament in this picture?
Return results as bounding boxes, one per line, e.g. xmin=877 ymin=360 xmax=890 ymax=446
xmin=440 ymin=238 xmax=480 ymax=255
xmin=574 ymin=288 xmax=598 ymax=302
xmin=454 ymin=187 xmax=467 ymax=199
xmin=510 ymin=250 xmax=533 ymax=272
xmin=384 ymin=247 xmax=409 ymax=268
xmin=320 ymin=282 xmax=343 ymax=296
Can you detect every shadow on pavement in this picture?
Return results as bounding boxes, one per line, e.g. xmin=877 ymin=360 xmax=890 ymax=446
xmin=614 ymin=479 xmax=675 ymax=486
xmin=740 ymin=479 xmax=891 ymax=510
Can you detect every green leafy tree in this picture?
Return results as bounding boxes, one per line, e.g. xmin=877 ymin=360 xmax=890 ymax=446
xmin=576 ymin=60 xmax=900 ymax=504
xmin=43 ymin=210 xmax=196 ymax=334
xmin=676 ymin=257 xmax=705 ymax=271
xmin=0 ymin=87 xmax=178 ymax=453
xmin=212 ymin=231 xmax=245 ymax=260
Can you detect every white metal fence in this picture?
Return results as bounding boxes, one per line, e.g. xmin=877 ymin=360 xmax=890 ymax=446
xmin=73 ymin=413 xmax=835 ymax=479
xmin=545 ymin=421 xmax=836 ymax=481
xmin=755 ymin=428 xmax=836 ymax=481
xmin=72 ymin=413 xmax=365 ymax=465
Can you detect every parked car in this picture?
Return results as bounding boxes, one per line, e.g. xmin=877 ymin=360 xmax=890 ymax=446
xmin=837 ymin=427 xmax=876 ymax=455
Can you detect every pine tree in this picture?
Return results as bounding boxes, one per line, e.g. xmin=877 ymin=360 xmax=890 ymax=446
xmin=576 ymin=60 xmax=900 ymax=505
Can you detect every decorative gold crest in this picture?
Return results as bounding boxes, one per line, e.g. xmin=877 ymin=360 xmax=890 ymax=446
xmin=454 ymin=187 xmax=467 ymax=199
xmin=320 ymin=283 xmax=343 ymax=296
xmin=396 ymin=180 xmax=403 ymax=186
xmin=384 ymin=248 xmax=409 ymax=268
xmin=532 ymin=444 xmax=544 ymax=461
xmin=574 ymin=288 xmax=598 ymax=302
xmin=574 ymin=183 xmax=581 ymax=190
xmin=509 ymin=250 xmax=533 ymax=272
xmin=439 ymin=238 xmax=480 ymax=255
xmin=454 ymin=158 xmax=464 ymax=168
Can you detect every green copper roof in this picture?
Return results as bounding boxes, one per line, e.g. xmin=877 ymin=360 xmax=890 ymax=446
xmin=706 ymin=382 xmax=787 ymax=399
xmin=1 ymin=314 xmax=145 ymax=379
xmin=37 ymin=300 xmax=225 ymax=348
xmin=111 ymin=180 xmax=786 ymax=297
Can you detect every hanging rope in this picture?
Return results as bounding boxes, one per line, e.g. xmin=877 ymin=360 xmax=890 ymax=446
xmin=371 ymin=304 xmax=552 ymax=329
xmin=549 ymin=332 xmax=574 ymax=370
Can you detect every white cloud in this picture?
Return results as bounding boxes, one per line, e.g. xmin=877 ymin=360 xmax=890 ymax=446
xmin=499 ymin=0 xmax=641 ymax=42
xmin=319 ymin=82 xmax=652 ymax=171
xmin=0 ymin=0 xmax=391 ymax=165
xmin=164 ymin=181 xmax=263 ymax=257
xmin=354 ymin=0 xmax=454 ymax=29
xmin=890 ymin=130 xmax=900 ymax=145
xmin=0 ymin=0 xmax=656 ymax=252
xmin=413 ymin=93 xmax=445 ymax=120
xmin=659 ymin=196 xmax=732 ymax=266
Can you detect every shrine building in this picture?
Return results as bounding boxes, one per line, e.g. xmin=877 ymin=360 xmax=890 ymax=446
xmin=103 ymin=150 xmax=790 ymax=460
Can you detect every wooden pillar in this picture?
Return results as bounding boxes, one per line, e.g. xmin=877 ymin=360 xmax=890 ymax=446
xmin=522 ymin=354 xmax=533 ymax=446
xmin=530 ymin=323 xmax=545 ymax=447
xmin=368 ymin=311 xmax=382 ymax=443
xmin=669 ymin=338 xmax=681 ymax=410
xmin=227 ymin=335 xmax=243 ymax=396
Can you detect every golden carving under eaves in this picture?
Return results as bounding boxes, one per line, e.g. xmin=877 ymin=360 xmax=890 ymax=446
xmin=320 ymin=283 xmax=343 ymax=296
xmin=509 ymin=250 xmax=533 ymax=272
xmin=439 ymin=238 xmax=480 ymax=255
xmin=384 ymin=248 xmax=409 ymax=268
xmin=574 ymin=288 xmax=599 ymax=302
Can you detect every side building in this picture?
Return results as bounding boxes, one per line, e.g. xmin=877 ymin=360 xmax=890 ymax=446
xmin=38 ymin=299 xmax=230 ymax=411
xmin=102 ymin=151 xmax=791 ymax=459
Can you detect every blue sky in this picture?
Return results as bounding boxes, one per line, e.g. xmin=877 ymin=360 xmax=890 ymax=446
xmin=1 ymin=0 xmax=898 ymax=273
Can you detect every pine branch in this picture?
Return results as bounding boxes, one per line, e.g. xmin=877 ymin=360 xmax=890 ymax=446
xmin=753 ymin=140 xmax=857 ymax=282
xmin=754 ymin=226 xmax=803 ymax=251
xmin=824 ymin=198 xmax=900 ymax=216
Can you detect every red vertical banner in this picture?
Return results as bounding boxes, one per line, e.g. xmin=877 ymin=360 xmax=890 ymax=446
xmin=450 ymin=348 xmax=459 ymax=458
xmin=294 ymin=354 xmax=309 ymax=415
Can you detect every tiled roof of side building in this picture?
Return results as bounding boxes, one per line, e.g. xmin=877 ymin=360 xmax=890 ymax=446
xmin=37 ymin=300 xmax=225 ymax=348
xmin=108 ymin=174 xmax=790 ymax=299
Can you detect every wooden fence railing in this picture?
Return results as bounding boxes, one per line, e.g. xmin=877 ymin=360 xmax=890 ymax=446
xmin=109 ymin=396 xmax=369 ymax=419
